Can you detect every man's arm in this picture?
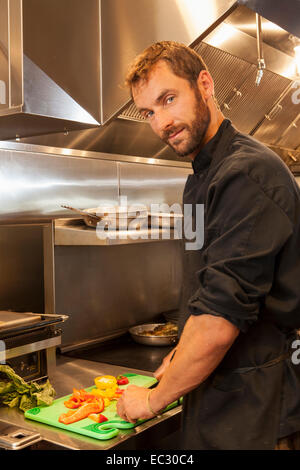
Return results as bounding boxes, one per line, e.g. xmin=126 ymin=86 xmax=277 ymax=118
xmin=153 ymin=347 xmax=177 ymax=381
xmin=117 ymin=314 xmax=239 ymax=421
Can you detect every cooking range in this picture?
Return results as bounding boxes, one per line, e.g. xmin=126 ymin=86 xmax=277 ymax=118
xmin=0 ymin=311 xmax=68 ymax=382
xmin=63 ymin=333 xmax=174 ymax=373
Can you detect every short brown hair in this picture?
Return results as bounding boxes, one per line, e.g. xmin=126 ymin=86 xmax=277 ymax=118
xmin=125 ymin=41 xmax=208 ymax=91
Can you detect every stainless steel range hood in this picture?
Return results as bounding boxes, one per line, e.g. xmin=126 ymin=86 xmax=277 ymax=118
xmin=1 ymin=0 xmax=300 ymax=172
xmin=0 ymin=0 xmax=101 ymax=140
xmin=239 ymin=0 xmax=300 ymax=38
xmin=0 ymin=0 xmax=237 ymax=141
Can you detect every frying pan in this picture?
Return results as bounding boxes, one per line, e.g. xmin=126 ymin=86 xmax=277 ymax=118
xmin=129 ymin=323 xmax=178 ymax=346
xmin=61 ymin=205 xmax=148 ymax=229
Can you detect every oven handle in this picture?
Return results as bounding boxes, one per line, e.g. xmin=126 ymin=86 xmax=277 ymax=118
xmin=0 ymin=314 xmax=68 ymax=338
xmin=0 ymin=335 xmax=61 ymax=362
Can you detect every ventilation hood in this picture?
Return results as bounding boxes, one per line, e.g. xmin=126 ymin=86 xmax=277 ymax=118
xmin=0 ymin=0 xmax=102 ymax=139
xmin=239 ymin=0 xmax=300 ymax=38
xmin=1 ymin=0 xmax=300 ymax=172
xmin=0 ymin=0 xmax=238 ymax=140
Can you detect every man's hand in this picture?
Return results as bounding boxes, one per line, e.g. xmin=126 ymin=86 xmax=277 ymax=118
xmin=154 ymin=347 xmax=177 ymax=381
xmin=116 ymin=385 xmax=157 ymax=423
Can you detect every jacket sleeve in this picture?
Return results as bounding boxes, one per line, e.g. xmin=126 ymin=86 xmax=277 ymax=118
xmin=187 ymin=168 xmax=293 ymax=333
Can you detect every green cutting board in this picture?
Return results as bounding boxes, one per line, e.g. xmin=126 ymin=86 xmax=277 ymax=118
xmin=25 ymin=373 xmax=168 ymax=441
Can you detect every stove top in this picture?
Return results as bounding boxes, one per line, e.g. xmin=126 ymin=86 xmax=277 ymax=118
xmin=62 ymin=333 xmax=174 ymax=372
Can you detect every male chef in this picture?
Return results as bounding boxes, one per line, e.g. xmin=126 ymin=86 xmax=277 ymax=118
xmin=116 ymin=41 xmax=300 ymax=450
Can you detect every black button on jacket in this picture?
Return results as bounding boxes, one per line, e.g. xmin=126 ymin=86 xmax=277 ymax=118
xmin=179 ymin=119 xmax=300 ymax=450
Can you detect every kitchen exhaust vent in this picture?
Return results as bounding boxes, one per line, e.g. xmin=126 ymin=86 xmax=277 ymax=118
xmin=0 ymin=0 xmax=101 ymax=140
xmin=0 ymin=0 xmax=238 ymax=140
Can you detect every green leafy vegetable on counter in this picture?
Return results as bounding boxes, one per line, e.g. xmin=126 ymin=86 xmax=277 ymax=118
xmin=0 ymin=364 xmax=56 ymax=412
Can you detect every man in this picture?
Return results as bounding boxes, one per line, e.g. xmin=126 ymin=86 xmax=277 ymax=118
xmin=116 ymin=41 xmax=300 ymax=450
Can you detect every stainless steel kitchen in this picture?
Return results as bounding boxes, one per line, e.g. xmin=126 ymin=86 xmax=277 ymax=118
xmin=0 ymin=0 xmax=300 ymax=454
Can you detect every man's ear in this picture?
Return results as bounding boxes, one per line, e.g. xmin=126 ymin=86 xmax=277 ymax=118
xmin=196 ymin=70 xmax=214 ymax=102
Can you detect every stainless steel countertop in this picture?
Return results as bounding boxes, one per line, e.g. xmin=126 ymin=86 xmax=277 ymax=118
xmin=0 ymin=355 xmax=181 ymax=450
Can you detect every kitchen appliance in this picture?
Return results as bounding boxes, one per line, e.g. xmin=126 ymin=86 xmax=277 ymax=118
xmin=0 ymin=420 xmax=41 ymax=450
xmin=0 ymin=311 xmax=68 ymax=383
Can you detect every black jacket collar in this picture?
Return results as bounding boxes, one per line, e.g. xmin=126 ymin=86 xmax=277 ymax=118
xmin=192 ymin=119 xmax=233 ymax=174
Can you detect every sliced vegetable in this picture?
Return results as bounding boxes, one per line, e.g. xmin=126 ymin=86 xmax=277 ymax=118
xmin=104 ymin=397 xmax=110 ymax=407
xmin=59 ymin=373 xmax=130 ymax=425
xmin=110 ymin=388 xmax=124 ymax=400
xmin=59 ymin=402 xmax=102 ymax=425
xmin=64 ymin=397 xmax=81 ymax=409
xmin=94 ymin=376 xmax=117 ymax=390
xmin=94 ymin=396 xmax=105 ymax=413
xmin=72 ymin=388 xmax=96 ymax=402
xmin=117 ymin=375 xmax=129 ymax=386
xmin=90 ymin=389 xmax=111 ymax=407
xmin=88 ymin=413 xmax=108 ymax=423
xmin=97 ymin=386 xmax=117 ymax=398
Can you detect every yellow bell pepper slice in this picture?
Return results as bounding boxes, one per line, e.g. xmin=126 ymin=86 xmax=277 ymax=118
xmin=94 ymin=375 xmax=117 ymax=389
xmin=98 ymin=386 xmax=117 ymax=398
xmin=90 ymin=389 xmax=111 ymax=407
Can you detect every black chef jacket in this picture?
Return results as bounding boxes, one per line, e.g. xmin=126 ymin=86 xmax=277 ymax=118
xmin=178 ymin=119 xmax=300 ymax=450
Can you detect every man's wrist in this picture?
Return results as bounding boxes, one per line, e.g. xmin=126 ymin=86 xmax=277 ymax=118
xmin=147 ymin=388 xmax=165 ymax=416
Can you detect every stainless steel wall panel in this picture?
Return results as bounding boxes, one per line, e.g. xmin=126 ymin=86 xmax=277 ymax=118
xmin=0 ymin=225 xmax=44 ymax=312
xmin=0 ymin=148 xmax=119 ymax=221
xmin=119 ymin=162 xmax=192 ymax=209
xmin=54 ymin=241 xmax=183 ymax=348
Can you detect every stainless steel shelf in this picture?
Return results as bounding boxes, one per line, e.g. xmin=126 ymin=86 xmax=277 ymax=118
xmin=54 ymin=219 xmax=181 ymax=246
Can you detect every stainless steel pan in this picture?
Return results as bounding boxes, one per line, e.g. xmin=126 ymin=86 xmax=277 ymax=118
xmin=129 ymin=323 xmax=178 ymax=346
xmin=61 ymin=205 xmax=101 ymax=227
xmin=61 ymin=205 xmax=148 ymax=229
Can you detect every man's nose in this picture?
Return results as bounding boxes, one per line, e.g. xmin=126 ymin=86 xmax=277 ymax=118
xmin=153 ymin=109 xmax=174 ymax=135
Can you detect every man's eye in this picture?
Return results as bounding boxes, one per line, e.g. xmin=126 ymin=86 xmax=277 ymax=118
xmin=144 ymin=111 xmax=154 ymax=119
xmin=166 ymin=96 xmax=175 ymax=104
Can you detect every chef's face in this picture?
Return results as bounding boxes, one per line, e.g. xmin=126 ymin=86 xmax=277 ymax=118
xmin=132 ymin=60 xmax=211 ymax=158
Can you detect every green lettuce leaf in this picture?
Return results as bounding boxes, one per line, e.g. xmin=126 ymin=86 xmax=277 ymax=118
xmin=19 ymin=394 xmax=37 ymax=412
xmin=32 ymin=380 xmax=56 ymax=406
xmin=0 ymin=365 xmax=56 ymax=412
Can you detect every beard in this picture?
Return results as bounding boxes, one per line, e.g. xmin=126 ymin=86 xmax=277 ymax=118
xmin=162 ymin=88 xmax=211 ymax=157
